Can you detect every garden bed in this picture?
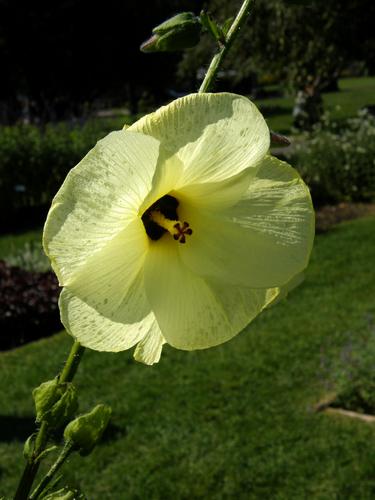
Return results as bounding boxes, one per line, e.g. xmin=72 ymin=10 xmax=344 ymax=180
xmin=315 ymin=202 xmax=375 ymax=232
xmin=0 ymin=260 xmax=60 ymax=351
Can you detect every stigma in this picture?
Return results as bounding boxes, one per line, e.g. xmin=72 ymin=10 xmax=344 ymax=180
xmin=150 ymin=210 xmax=193 ymax=244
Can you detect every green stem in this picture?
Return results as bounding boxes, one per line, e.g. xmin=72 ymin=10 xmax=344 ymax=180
xmin=59 ymin=341 xmax=86 ymax=383
xmin=14 ymin=341 xmax=85 ymax=500
xmin=199 ymin=0 xmax=253 ymax=94
xmin=30 ymin=441 xmax=75 ymax=500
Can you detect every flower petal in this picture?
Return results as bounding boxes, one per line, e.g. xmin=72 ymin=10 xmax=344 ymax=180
xmin=143 ymin=237 xmax=278 ymax=350
xmin=59 ymin=269 xmax=155 ymax=352
xmin=175 ymin=166 xmax=255 ymax=211
xmin=66 ymin=217 xmax=149 ymax=318
xmin=133 ymin=328 xmax=166 ymax=365
xmin=178 ymin=155 xmax=314 ymax=288
xmin=43 ymin=130 xmax=160 ymax=284
xmin=129 ymin=93 xmax=270 ymax=187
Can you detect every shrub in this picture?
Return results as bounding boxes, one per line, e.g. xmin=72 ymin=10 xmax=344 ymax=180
xmin=290 ymin=110 xmax=375 ymax=205
xmin=0 ymin=118 xmax=127 ymax=229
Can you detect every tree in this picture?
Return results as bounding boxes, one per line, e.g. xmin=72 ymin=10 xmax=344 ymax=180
xmin=178 ymin=0 xmax=375 ymax=128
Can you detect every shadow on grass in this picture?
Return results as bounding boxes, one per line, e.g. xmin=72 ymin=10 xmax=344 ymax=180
xmin=0 ymin=415 xmax=35 ymax=442
xmin=0 ymin=415 xmax=124 ymax=446
xmin=101 ymin=421 xmax=127 ymax=444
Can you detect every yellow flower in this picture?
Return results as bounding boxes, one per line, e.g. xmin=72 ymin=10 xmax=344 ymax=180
xmin=43 ymin=93 xmax=314 ymax=365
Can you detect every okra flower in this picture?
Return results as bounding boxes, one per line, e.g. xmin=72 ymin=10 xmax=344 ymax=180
xmin=43 ymin=93 xmax=314 ymax=365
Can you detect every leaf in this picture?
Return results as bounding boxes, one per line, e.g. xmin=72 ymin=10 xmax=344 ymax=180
xmin=221 ymin=17 xmax=234 ymax=36
xmin=36 ymin=445 xmax=59 ymax=462
xmin=199 ymin=11 xmax=224 ymax=43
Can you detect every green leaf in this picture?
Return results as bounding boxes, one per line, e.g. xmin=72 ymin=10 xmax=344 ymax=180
xmin=199 ymin=11 xmax=224 ymax=43
xmin=40 ymin=487 xmax=86 ymax=500
xmin=221 ymin=17 xmax=234 ymax=36
xmin=36 ymin=445 xmax=59 ymax=462
xmin=23 ymin=433 xmax=37 ymax=462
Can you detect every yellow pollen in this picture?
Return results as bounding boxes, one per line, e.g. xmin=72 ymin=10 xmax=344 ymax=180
xmin=150 ymin=210 xmax=193 ymax=244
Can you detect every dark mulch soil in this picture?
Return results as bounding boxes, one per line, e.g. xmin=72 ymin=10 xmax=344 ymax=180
xmin=0 ymin=260 xmax=60 ymax=351
xmin=315 ymin=202 xmax=375 ymax=232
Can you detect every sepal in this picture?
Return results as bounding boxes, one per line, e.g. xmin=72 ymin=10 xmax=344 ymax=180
xmin=33 ymin=378 xmax=78 ymax=428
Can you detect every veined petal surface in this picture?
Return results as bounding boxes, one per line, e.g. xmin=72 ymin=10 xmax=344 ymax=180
xmin=178 ymin=156 xmax=314 ymax=288
xmin=43 ymin=131 xmax=160 ymax=284
xmin=59 ymin=280 xmax=156 ymax=352
xmin=133 ymin=328 xmax=166 ymax=365
xmin=143 ymin=238 xmax=279 ymax=350
xmin=66 ymin=217 xmax=149 ymax=318
xmin=129 ymin=93 xmax=270 ymax=187
xmin=176 ymin=167 xmax=255 ymax=211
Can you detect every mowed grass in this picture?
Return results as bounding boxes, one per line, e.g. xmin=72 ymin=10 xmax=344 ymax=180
xmin=254 ymin=76 xmax=375 ymax=133
xmin=1 ymin=216 xmax=375 ymax=499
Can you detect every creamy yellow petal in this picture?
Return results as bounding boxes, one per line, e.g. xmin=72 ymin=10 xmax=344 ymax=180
xmin=138 ymin=152 xmax=184 ymax=215
xmin=143 ymin=237 xmax=278 ymax=350
xmin=66 ymin=217 xmax=149 ymax=319
xmin=129 ymin=93 xmax=270 ymax=187
xmin=267 ymin=272 xmax=305 ymax=308
xmin=178 ymin=156 xmax=314 ymax=288
xmin=133 ymin=327 xmax=166 ymax=365
xmin=175 ymin=167 xmax=255 ymax=211
xmin=59 ymin=270 xmax=155 ymax=352
xmin=43 ymin=131 xmax=160 ymax=284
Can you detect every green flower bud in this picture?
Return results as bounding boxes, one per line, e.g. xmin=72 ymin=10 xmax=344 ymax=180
xmin=141 ymin=12 xmax=201 ymax=53
xmin=33 ymin=378 xmax=78 ymax=428
xmin=64 ymin=404 xmax=112 ymax=456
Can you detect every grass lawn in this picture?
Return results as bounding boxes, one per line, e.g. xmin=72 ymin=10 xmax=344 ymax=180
xmin=254 ymin=76 xmax=375 ymax=134
xmin=0 ymin=228 xmax=42 ymax=260
xmin=1 ymin=216 xmax=375 ymax=498
xmin=69 ymin=77 xmax=375 ymax=138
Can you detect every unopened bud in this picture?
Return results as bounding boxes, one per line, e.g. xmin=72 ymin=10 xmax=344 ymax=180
xmin=64 ymin=404 xmax=112 ymax=456
xmin=33 ymin=378 xmax=78 ymax=428
xmin=270 ymin=131 xmax=291 ymax=148
xmin=141 ymin=12 xmax=201 ymax=52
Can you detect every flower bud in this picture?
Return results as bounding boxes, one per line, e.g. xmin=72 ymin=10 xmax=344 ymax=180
xmin=33 ymin=378 xmax=78 ymax=428
xmin=270 ymin=131 xmax=291 ymax=148
xmin=64 ymin=404 xmax=112 ymax=456
xmin=141 ymin=12 xmax=201 ymax=52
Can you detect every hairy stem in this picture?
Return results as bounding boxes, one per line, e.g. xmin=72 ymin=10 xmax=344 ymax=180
xmin=14 ymin=341 xmax=85 ymax=500
xmin=199 ymin=0 xmax=253 ymax=93
xmin=30 ymin=441 xmax=75 ymax=500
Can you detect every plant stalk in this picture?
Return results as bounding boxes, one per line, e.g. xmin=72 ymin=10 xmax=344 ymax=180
xmin=30 ymin=441 xmax=75 ymax=500
xmin=199 ymin=0 xmax=254 ymax=93
xmin=14 ymin=341 xmax=85 ymax=500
